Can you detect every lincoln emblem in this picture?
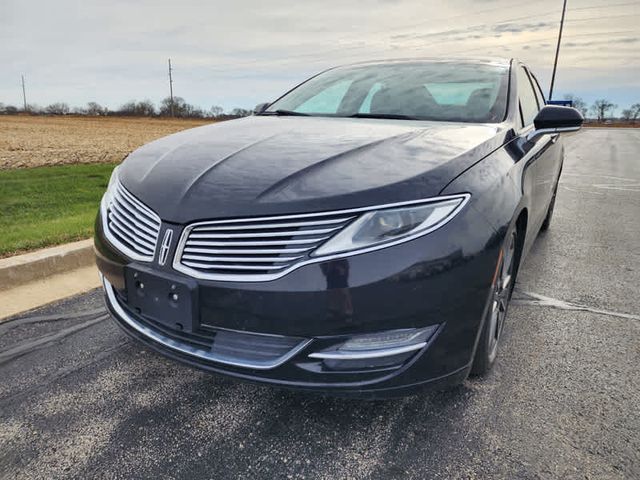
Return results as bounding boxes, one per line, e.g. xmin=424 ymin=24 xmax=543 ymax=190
xmin=158 ymin=228 xmax=173 ymax=266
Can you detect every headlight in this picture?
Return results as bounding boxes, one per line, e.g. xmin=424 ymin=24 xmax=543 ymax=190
xmin=312 ymin=194 xmax=469 ymax=257
xmin=101 ymin=166 xmax=119 ymax=209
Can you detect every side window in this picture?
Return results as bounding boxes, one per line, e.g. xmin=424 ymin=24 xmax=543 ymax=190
xmin=527 ymin=70 xmax=547 ymax=108
xmin=295 ymin=80 xmax=352 ymax=114
xmin=517 ymin=66 xmax=540 ymax=126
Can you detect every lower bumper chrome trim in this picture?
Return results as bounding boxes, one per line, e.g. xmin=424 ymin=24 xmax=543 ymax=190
xmin=308 ymin=342 xmax=427 ymax=360
xmin=101 ymin=275 xmax=312 ymax=370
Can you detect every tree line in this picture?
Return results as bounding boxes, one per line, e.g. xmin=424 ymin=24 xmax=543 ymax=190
xmin=0 ymin=95 xmax=638 ymax=123
xmin=0 ymin=97 xmax=251 ymax=119
xmin=561 ymin=95 xmax=639 ymax=123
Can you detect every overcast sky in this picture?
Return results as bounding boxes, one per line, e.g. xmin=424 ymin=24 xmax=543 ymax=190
xmin=1 ymin=0 xmax=638 ymax=113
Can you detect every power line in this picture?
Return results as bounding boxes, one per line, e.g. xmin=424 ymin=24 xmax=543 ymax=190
xmin=386 ymin=0 xmax=636 ymax=35
xmin=277 ymin=13 xmax=640 ymax=66
xmin=447 ymin=30 xmax=636 ymax=55
xmin=196 ymin=6 xmax=640 ymax=77
xmin=381 ymin=0 xmax=538 ymax=36
xmin=570 ymin=1 xmax=638 ymax=12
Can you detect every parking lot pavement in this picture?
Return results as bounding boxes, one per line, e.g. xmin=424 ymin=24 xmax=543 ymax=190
xmin=1 ymin=128 xmax=638 ymax=480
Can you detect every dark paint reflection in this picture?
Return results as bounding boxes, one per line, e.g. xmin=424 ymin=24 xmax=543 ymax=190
xmin=321 ymin=260 xmax=354 ymax=322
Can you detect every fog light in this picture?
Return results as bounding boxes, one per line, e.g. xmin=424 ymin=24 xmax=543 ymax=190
xmin=309 ymin=326 xmax=438 ymax=370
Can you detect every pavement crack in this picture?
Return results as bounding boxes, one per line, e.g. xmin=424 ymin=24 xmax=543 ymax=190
xmin=0 ymin=314 xmax=108 ymax=365
xmin=512 ymin=290 xmax=640 ymax=321
xmin=0 ymin=308 xmax=107 ymax=334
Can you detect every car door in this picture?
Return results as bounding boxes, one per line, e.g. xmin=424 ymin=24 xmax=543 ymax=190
xmin=516 ymin=65 xmax=558 ymax=229
xmin=528 ymin=68 xmax=563 ymax=207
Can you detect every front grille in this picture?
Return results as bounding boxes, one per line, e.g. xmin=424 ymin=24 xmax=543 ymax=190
xmin=103 ymin=181 xmax=161 ymax=261
xmin=174 ymin=211 xmax=357 ymax=281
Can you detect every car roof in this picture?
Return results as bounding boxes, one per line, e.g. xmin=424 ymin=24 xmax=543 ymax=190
xmin=336 ymin=57 xmax=512 ymax=69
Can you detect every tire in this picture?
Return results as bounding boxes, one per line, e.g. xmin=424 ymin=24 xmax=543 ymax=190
xmin=470 ymin=229 xmax=518 ymax=376
xmin=541 ymin=170 xmax=561 ymax=232
xmin=540 ymin=188 xmax=556 ymax=232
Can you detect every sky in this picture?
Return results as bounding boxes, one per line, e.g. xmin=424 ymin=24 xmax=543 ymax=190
xmin=1 ymin=0 xmax=638 ymax=114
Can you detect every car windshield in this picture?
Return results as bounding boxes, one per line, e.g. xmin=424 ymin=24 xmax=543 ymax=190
xmin=264 ymin=62 xmax=510 ymax=123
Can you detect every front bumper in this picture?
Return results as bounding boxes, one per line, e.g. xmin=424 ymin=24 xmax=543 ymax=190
xmin=96 ymin=206 xmax=501 ymax=398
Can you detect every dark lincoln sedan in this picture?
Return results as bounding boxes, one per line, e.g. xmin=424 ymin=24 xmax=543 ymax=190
xmin=96 ymin=58 xmax=582 ymax=397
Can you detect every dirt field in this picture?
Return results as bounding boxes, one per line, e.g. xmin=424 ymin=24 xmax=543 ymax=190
xmin=0 ymin=115 xmax=214 ymax=169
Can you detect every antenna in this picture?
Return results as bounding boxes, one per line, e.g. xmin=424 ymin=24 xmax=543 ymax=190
xmin=21 ymin=75 xmax=28 ymax=112
xmin=549 ymin=0 xmax=568 ymax=100
xmin=168 ymin=59 xmax=174 ymax=117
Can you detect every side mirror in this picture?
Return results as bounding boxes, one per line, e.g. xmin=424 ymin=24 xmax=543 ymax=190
xmin=253 ymin=102 xmax=270 ymax=115
xmin=526 ymin=105 xmax=583 ymax=142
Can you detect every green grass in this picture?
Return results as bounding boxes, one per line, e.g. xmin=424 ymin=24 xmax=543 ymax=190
xmin=0 ymin=163 xmax=118 ymax=257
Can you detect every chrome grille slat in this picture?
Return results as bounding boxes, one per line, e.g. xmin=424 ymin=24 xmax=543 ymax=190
xmin=108 ymin=210 xmax=157 ymax=244
xmin=175 ymin=210 xmax=356 ymax=280
xmin=195 ymin=217 xmax=355 ymax=231
xmin=183 ymin=247 xmax=311 ymax=255
xmin=109 ymin=199 xmax=158 ymax=237
xmin=102 ymin=181 xmax=161 ymax=262
xmin=112 ymin=197 xmax=159 ymax=233
xmin=198 ymin=217 xmax=353 ymax=232
xmin=182 ymin=261 xmax=288 ymax=271
xmin=189 ymin=227 xmax=340 ymax=239
xmin=108 ymin=221 xmax=155 ymax=253
xmin=116 ymin=182 xmax=159 ymax=220
xmin=114 ymin=192 xmax=155 ymax=228
xmin=193 ymin=211 xmax=357 ymax=225
xmin=181 ymin=254 xmax=303 ymax=263
xmin=186 ymin=238 xmax=329 ymax=247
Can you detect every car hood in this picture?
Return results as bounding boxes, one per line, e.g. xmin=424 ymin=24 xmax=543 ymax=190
xmin=119 ymin=116 xmax=508 ymax=223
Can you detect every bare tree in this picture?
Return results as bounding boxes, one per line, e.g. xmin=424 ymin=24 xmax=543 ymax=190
xmin=230 ymin=108 xmax=252 ymax=117
xmin=119 ymin=100 xmax=155 ymax=116
xmin=27 ymin=104 xmax=42 ymax=114
xmin=563 ymin=94 xmax=588 ymax=117
xmin=621 ymin=109 xmax=633 ymax=122
xmin=45 ymin=102 xmax=70 ymax=115
xmin=210 ymin=105 xmax=224 ymax=118
xmin=119 ymin=101 xmax=137 ymax=116
xmin=137 ymin=100 xmax=156 ymax=116
xmin=159 ymin=97 xmax=204 ymax=118
xmin=591 ymin=99 xmax=616 ymax=122
xmin=159 ymin=96 xmax=185 ymax=116
xmin=631 ymin=103 xmax=640 ymax=123
xmin=86 ymin=101 xmax=107 ymax=115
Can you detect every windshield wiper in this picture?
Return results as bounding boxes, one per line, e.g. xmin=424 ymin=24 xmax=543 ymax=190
xmin=260 ymin=109 xmax=310 ymax=116
xmin=348 ymin=113 xmax=420 ymax=120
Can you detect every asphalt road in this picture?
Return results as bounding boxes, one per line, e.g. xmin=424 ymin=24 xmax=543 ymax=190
xmin=1 ymin=128 xmax=639 ymax=480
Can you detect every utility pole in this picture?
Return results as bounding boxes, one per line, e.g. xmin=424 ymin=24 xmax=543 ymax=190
xmin=549 ymin=0 xmax=568 ymax=100
xmin=168 ymin=58 xmax=174 ymax=117
xmin=21 ymin=75 xmax=28 ymax=112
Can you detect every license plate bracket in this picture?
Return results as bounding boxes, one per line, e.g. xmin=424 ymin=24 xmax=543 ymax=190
xmin=124 ymin=265 xmax=199 ymax=333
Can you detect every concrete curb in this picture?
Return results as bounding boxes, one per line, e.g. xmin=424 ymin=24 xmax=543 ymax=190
xmin=0 ymin=239 xmax=95 ymax=291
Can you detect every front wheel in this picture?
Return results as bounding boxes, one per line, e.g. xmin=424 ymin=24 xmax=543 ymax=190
xmin=470 ymin=230 xmax=518 ymax=376
xmin=540 ymin=184 xmax=557 ymax=232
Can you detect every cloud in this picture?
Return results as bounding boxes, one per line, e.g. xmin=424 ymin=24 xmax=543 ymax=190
xmin=492 ymin=21 xmax=553 ymax=33
xmin=0 ymin=0 xmax=637 ymax=111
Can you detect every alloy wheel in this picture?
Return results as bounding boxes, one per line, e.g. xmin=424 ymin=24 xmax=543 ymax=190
xmin=487 ymin=231 xmax=516 ymax=363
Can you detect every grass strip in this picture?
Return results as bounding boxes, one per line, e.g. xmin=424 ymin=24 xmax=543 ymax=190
xmin=0 ymin=163 xmax=117 ymax=257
